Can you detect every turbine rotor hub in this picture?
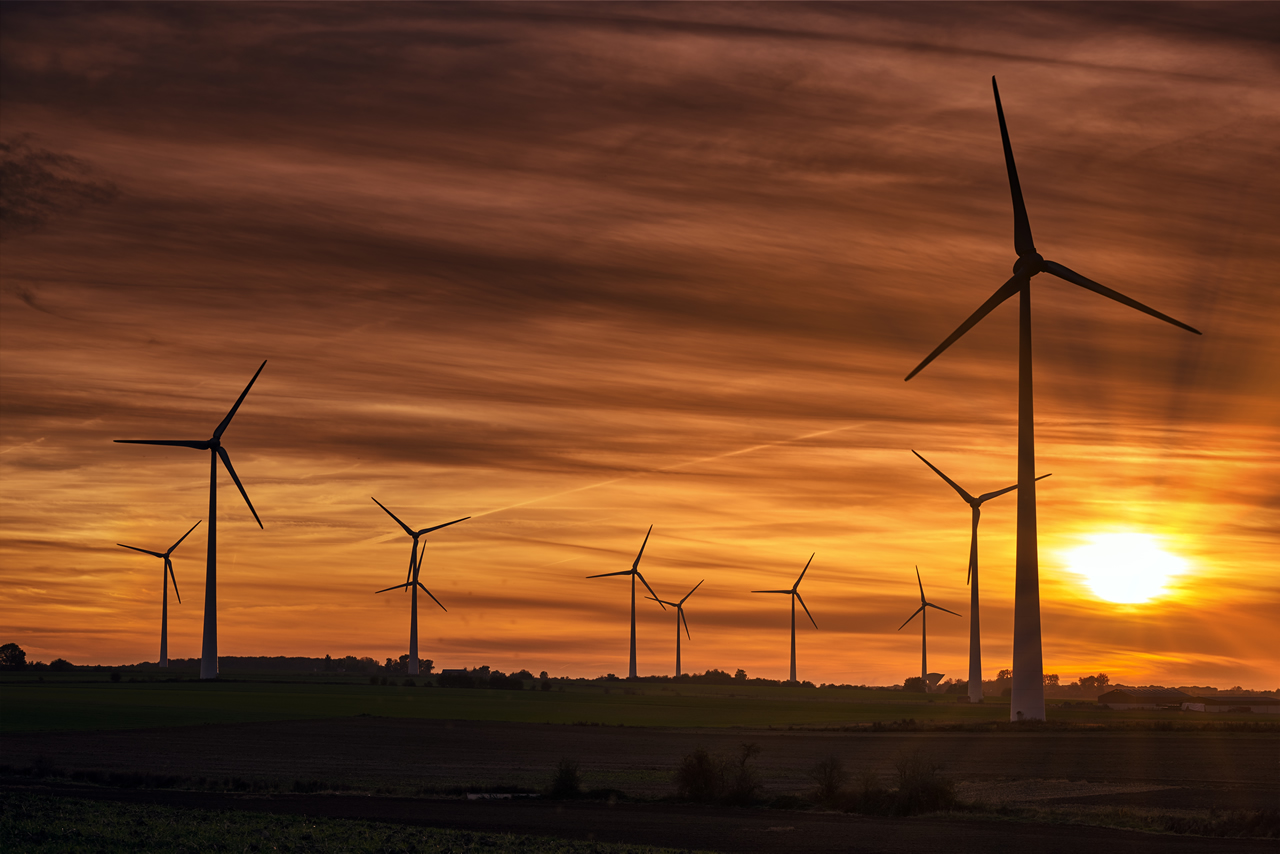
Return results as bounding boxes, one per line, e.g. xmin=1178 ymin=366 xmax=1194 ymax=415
xmin=1013 ymin=252 xmax=1043 ymax=277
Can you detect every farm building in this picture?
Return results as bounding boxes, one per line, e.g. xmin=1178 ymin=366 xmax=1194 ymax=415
xmin=1180 ymin=696 xmax=1280 ymax=714
xmin=1096 ymin=687 xmax=1192 ymax=709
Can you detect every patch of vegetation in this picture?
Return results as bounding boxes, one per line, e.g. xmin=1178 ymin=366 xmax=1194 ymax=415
xmin=549 ymin=757 xmax=581 ymax=798
xmin=673 ymin=742 xmax=762 ymax=805
xmin=0 ymin=791 xmax=700 ymax=853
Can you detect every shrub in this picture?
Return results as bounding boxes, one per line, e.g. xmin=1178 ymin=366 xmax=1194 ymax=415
xmin=550 ymin=758 xmax=582 ymax=798
xmin=674 ymin=743 xmax=761 ymax=805
xmin=808 ymin=754 xmax=848 ymax=806
xmin=48 ymin=658 xmax=74 ymax=672
xmin=109 ymin=670 xmax=121 ymax=683
xmin=892 ymin=750 xmax=955 ymax=815
xmin=403 ymin=678 xmax=415 ymax=687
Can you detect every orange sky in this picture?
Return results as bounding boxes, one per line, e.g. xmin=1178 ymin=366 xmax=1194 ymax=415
xmin=1 ymin=3 xmax=1277 ymax=689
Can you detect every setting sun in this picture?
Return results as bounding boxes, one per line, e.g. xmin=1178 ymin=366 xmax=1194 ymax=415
xmin=1064 ymin=534 xmax=1189 ymax=604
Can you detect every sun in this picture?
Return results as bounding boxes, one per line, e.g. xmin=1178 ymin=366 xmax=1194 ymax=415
xmin=1063 ymin=533 xmax=1189 ymax=604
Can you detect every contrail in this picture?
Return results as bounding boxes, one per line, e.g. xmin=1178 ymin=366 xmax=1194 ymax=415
xmin=469 ymin=423 xmax=862 ymax=520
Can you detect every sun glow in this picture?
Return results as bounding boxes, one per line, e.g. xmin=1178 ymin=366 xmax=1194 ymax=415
xmin=1064 ymin=533 xmax=1189 ymax=604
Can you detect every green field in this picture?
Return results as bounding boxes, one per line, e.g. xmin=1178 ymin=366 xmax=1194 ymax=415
xmin=1 ymin=673 xmax=1258 ymax=734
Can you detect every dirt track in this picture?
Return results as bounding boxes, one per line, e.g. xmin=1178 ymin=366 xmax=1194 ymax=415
xmin=5 ymin=783 xmax=1277 ymax=854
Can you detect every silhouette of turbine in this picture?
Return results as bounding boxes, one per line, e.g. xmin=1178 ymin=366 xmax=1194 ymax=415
xmin=647 ymin=579 xmax=704 ymax=677
xmin=904 ymin=79 xmax=1200 ymax=720
xmin=588 ymin=526 xmax=665 ymax=680
xmin=752 ymin=554 xmax=817 ymax=683
xmin=371 ymin=498 xmax=469 ymax=676
xmin=898 ymin=566 xmax=961 ymax=693
xmin=117 ymin=520 xmax=200 ymax=668
xmin=115 ymin=361 xmax=267 ymax=680
xmin=913 ymin=450 xmax=1050 ymax=704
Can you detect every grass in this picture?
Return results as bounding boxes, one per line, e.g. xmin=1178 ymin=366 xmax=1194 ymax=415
xmin=0 ymin=791 xmax=705 ymax=853
xmin=4 ymin=674 xmax=1271 ymax=734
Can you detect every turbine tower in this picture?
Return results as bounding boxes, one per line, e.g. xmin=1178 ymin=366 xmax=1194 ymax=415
xmin=904 ymin=79 xmax=1200 ymax=720
xmin=588 ymin=525 xmax=665 ymax=679
xmin=115 ymin=361 xmax=267 ymax=680
xmin=647 ymin=579 xmax=703 ymax=677
xmin=117 ymin=520 xmax=201 ymax=668
xmin=898 ymin=566 xmax=961 ymax=693
xmin=913 ymin=450 xmax=1050 ymax=703
xmin=752 ymin=554 xmax=817 ymax=683
xmin=371 ymin=498 xmax=469 ymax=676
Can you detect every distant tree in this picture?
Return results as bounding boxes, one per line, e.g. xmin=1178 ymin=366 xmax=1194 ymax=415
xmin=734 ymin=669 xmax=747 ymax=681
xmin=996 ymin=669 xmax=1012 ymax=681
xmin=903 ymin=676 xmax=926 ymax=693
xmin=539 ymin=671 xmax=549 ymax=681
xmin=48 ymin=658 xmax=74 ymax=672
xmin=0 ymin=643 xmax=26 ymax=669
xmin=420 ymin=659 xmax=434 ymax=675
xmin=1044 ymin=673 xmax=1059 ymax=687
xmin=1097 ymin=673 xmax=1110 ymax=688
xmin=945 ymin=679 xmax=968 ymax=695
xmin=323 ymin=655 xmax=334 ymax=672
xmin=511 ymin=669 xmax=534 ymax=681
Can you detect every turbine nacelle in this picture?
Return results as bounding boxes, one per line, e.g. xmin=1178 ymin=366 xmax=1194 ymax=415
xmin=1013 ymin=252 xmax=1043 ymax=277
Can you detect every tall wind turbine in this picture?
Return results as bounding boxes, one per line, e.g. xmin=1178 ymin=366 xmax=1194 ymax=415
xmin=752 ymin=554 xmax=817 ymax=683
xmin=115 ymin=361 xmax=267 ymax=680
xmin=913 ymin=451 xmax=1050 ymax=704
xmin=647 ymin=579 xmax=703 ymax=677
xmin=371 ymin=498 xmax=469 ymax=676
xmin=904 ymin=79 xmax=1201 ymax=720
xmin=588 ymin=525 xmax=665 ymax=679
xmin=117 ymin=520 xmax=201 ymax=668
xmin=898 ymin=566 xmax=961 ymax=693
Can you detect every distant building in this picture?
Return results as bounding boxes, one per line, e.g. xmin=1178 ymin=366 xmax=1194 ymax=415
xmin=1181 ymin=696 xmax=1280 ymax=714
xmin=1097 ymin=687 xmax=1192 ymax=709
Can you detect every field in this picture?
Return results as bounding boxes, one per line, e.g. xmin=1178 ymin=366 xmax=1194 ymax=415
xmin=2 ymin=674 xmax=1277 ymax=852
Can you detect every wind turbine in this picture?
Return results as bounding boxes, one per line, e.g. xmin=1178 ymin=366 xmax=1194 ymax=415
xmin=646 ymin=579 xmax=704 ymax=677
xmin=117 ymin=520 xmax=201 ymax=668
xmin=115 ymin=361 xmax=267 ymax=680
xmin=913 ymin=451 xmax=1050 ymax=703
xmin=904 ymin=78 xmax=1200 ymax=720
xmin=752 ymin=554 xmax=817 ymax=683
xmin=588 ymin=525 xmax=665 ymax=679
xmin=371 ymin=498 xmax=469 ymax=676
xmin=898 ymin=566 xmax=961 ymax=693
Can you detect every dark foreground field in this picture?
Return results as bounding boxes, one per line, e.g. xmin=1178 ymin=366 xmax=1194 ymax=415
xmin=4 ymin=715 xmax=1278 ymax=852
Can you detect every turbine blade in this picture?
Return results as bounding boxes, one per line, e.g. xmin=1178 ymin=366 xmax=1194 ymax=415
xmin=912 ymin=451 xmax=974 ymax=504
xmin=587 ymin=569 xmax=633 ymax=579
xmin=632 ymin=525 xmax=653 ymax=571
xmin=1042 ymin=260 xmax=1201 ymax=335
xmin=977 ymin=482 xmax=1020 ymax=503
xmin=217 ymin=447 xmax=262 ymax=528
xmin=916 ymin=565 xmax=926 ymax=603
xmin=898 ymin=605 xmax=925 ymax=631
xmin=680 ymin=579 xmax=704 ymax=605
xmin=417 ymin=581 xmax=447 ymax=612
xmin=636 ymin=571 xmax=665 ymax=609
xmin=928 ymin=602 xmax=963 ymax=618
xmin=376 ymin=582 xmax=412 ymax=594
xmin=167 ymin=557 xmax=181 ymax=604
xmin=117 ymin=543 xmax=165 ymax=558
xmin=371 ymin=498 xmax=416 ymax=537
xmin=795 ymin=592 xmax=817 ymax=629
xmin=752 ymin=589 xmax=792 ymax=594
xmin=646 ymin=596 xmax=677 ymax=608
xmin=794 ymin=553 xmax=814 ymax=589
xmin=904 ymin=274 xmax=1023 ymax=381
xmin=114 ymin=439 xmax=208 ymax=449
xmin=993 ymin=77 xmax=1035 ymax=257
xmin=212 ymin=360 xmax=267 ymax=440
xmin=168 ymin=520 xmax=202 ymax=554
xmin=681 ymin=608 xmax=691 ymax=640
xmin=418 ymin=516 xmax=470 ymax=535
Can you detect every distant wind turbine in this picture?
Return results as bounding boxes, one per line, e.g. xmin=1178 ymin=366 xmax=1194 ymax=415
xmin=913 ymin=450 xmax=1050 ymax=703
xmin=117 ymin=520 xmax=201 ymax=668
xmin=647 ymin=579 xmax=704 ymax=677
xmin=898 ymin=566 xmax=961 ymax=693
xmin=115 ymin=361 xmax=267 ymax=680
xmin=371 ymin=498 xmax=469 ymax=676
xmin=752 ymin=554 xmax=817 ymax=683
xmin=904 ymin=78 xmax=1200 ymax=721
xmin=588 ymin=525 xmax=665 ymax=680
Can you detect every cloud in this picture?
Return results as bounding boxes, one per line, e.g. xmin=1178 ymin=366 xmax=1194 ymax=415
xmin=0 ymin=135 xmax=119 ymax=240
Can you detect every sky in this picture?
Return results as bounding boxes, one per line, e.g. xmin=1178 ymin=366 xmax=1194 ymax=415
xmin=1 ymin=3 xmax=1277 ymax=689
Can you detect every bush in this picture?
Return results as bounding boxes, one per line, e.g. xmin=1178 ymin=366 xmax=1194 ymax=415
xmin=550 ymin=758 xmax=581 ymax=798
xmin=892 ymin=750 xmax=955 ymax=815
xmin=808 ymin=754 xmax=848 ymax=806
xmin=403 ymin=678 xmax=415 ymax=687
xmin=109 ymin=670 xmax=121 ymax=683
xmin=674 ymin=743 xmax=761 ymax=805
xmin=48 ymin=658 xmax=74 ymax=672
